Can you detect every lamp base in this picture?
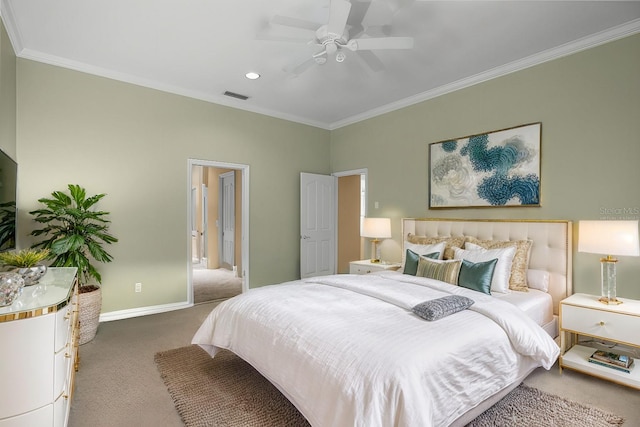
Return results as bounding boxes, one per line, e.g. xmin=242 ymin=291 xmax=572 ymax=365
xmin=600 ymin=256 xmax=620 ymax=305
xmin=599 ymin=296 xmax=623 ymax=305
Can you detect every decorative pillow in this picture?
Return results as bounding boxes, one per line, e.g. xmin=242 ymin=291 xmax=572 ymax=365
xmin=403 ymin=250 xmax=441 ymax=275
xmin=527 ymin=269 xmax=550 ymax=292
xmin=464 ymin=237 xmax=533 ymax=292
xmin=402 ymin=241 xmax=446 ymax=270
xmin=454 ymin=246 xmax=516 ymax=293
xmin=458 ymin=258 xmax=498 ymax=295
xmin=407 ymin=234 xmax=466 ymax=260
xmin=416 ymin=257 xmax=462 ymax=285
xmin=412 ymin=295 xmax=475 ymax=321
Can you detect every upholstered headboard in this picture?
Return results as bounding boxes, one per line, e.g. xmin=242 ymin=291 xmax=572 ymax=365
xmin=402 ymin=218 xmax=573 ymax=315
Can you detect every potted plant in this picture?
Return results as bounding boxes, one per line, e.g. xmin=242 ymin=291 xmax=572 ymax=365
xmin=30 ymin=184 xmax=118 ymax=344
xmin=0 ymin=248 xmax=50 ymax=285
xmin=0 ymin=201 xmax=16 ymax=251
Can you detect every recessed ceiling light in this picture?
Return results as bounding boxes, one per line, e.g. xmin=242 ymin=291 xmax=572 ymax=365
xmin=245 ymin=72 xmax=260 ymax=80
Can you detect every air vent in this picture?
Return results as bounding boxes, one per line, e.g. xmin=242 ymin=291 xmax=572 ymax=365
xmin=223 ymin=91 xmax=249 ymax=101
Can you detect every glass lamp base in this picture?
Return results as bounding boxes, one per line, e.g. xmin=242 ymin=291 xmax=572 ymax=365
xmin=600 ymin=257 xmax=621 ymax=305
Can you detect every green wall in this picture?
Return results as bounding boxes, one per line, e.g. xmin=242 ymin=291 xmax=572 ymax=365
xmin=331 ymin=34 xmax=640 ymax=300
xmin=0 ymin=20 xmax=16 ymax=159
xmin=16 ymin=60 xmax=329 ymax=314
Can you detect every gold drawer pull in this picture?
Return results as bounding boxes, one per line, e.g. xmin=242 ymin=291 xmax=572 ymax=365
xmin=599 ymin=321 xmax=605 ymax=326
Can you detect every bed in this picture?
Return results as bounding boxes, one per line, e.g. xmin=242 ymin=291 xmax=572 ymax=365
xmin=192 ymin=218 xmax=573 ymax=426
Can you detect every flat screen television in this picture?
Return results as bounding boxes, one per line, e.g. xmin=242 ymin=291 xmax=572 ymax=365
xmin=0 ymin=148 xmax=17 ymax=252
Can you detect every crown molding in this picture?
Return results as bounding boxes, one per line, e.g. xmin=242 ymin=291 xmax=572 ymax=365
xmin=3 ymin=2 xmax=639 ymax=132
xmin=0 ymin=0 xmax=24 ymax=54
xmin=329 ymin=18 xmax=640 ymax=130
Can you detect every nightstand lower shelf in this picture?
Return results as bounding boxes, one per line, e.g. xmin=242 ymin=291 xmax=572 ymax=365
xmin=561 ymin=344 xmax=640 ymax=389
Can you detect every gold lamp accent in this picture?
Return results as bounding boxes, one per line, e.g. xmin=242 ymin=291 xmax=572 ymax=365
xmin=578 ymin=220 xmax=639 ymax=305
xmin=361 ymin=218 xmax=391 ymax=263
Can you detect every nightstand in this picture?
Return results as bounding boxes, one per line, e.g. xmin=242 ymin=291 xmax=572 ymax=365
xmin=559 ymin=293 xmax=640 ymax=389
xmin=349 ymin=260 xmax=401 ymax=275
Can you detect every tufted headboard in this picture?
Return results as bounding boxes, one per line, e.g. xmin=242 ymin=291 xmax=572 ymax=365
xmin=402 ymin=218 xmax=573 ymax=315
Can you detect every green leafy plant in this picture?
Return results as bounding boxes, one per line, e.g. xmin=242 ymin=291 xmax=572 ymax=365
xmin=0 ymin=248 xmax=50 ymax=268
xmin=29 ymin=184 xmax=118 ymax=290
xmin=0 ymin=201 xmax=16 ymax=250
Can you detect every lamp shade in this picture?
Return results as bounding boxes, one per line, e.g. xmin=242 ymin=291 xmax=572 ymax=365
xmin=361 ymin=218 xmax=392 ymax=239
xmin=578 ymin=220 xmax=640 ymax=257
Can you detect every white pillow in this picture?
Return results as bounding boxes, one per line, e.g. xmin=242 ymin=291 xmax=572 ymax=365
xmin=527 ymin=269 xmax=550 ymax=292
xmin=403 ymin=241 xmax=446 ymax=268
xmin=454 ymin=246 xmax=516 ymax=294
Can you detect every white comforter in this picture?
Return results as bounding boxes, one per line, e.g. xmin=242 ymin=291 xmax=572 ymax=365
xmin=192 ymin=271 xmax=559 ymax=427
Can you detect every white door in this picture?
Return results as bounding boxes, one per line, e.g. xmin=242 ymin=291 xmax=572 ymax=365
xmin=300 ymin=173 xmax=335 ymax=278
xmin=220 ymin=171 xmax=235 ymax=268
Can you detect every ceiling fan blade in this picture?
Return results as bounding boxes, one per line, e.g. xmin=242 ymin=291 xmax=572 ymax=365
xmin=356 ymin=50 xmax=385 ymax=73
xmin=284 ymin=57 xmax=317 ymax=75
xmin=256 ymin=33 xmax=313 ymax=43
xmin=271 ymin=15 xmax=320 ymax=32
xmin=347 ymin=36 xmax=414 ymax=51
xmin=327 ymin=0 xmax=352 ymax=37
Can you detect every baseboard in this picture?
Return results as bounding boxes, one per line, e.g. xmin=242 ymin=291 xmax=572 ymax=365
xmin=99 ymin=301 xmax=193 ymax=322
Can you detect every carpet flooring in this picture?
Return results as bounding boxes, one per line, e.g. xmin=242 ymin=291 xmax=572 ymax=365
xmin=155 ymin=345 xmax=625 ymax=427
xmin=192 ymin=267 xmax=242 ymax=304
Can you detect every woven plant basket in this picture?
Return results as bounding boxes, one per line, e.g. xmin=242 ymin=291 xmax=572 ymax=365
xmin=78 ymin=286 xmax=102 ymax=345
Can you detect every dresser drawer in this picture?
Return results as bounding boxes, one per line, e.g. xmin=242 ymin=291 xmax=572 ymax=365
xmin=55 ymin=306 xmax=72 ymax=353
xmin=561 ymin=304 xmax=640 ymax=346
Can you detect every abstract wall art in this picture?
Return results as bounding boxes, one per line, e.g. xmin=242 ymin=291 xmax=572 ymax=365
xmin=429 ymin=123 xmax=541 ymax=209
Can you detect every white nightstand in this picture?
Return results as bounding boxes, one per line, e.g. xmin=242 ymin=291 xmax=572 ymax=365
xmin=349 ymin=260 xmax=401 ymax=275
xmin=559 ymin=293 xmax=640 ymax=390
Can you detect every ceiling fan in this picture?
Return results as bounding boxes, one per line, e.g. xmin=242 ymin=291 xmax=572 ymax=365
xmin=263 ymin=0 xmax=414 ymax=74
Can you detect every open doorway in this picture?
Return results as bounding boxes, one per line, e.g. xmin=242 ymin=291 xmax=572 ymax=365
xmin=335 ymin=169 xmax=367 ymax=273
xmin=188 ymin=159 xmax=249 ymax=304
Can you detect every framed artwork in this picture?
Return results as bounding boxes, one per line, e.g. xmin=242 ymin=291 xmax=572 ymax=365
xmin=429 ymin=122 xmax=541 ymax=209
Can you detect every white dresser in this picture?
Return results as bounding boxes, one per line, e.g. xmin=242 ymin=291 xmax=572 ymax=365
xmin=0 ymin=267 xmax=79 ymax=426
xmin=559 ymin=293 xmax=640 ymax=390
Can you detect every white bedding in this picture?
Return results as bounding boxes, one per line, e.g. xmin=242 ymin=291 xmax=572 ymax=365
xmin=493 ymin=288 xmax=554 ymax=327
xmin=192 ymin=271 xmax=559 ymax=427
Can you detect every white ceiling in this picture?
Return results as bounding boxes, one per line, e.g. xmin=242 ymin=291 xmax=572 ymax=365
xmin=2 ymin=1 xmax=640 ymax=129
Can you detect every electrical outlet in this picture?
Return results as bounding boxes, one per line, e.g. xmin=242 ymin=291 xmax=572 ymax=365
xmin=135 ymin=282 xmax=142 ymax=293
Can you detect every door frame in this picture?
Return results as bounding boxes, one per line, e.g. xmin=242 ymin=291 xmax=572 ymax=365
xmin=187 ymin=159 xmax=250 ymax=305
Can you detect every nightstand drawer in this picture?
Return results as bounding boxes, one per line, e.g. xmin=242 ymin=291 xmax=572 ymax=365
xmin=350 ymin=264 xmax=376 ymax=274
xmin=561 ymin=304 xmax=640 ymax=346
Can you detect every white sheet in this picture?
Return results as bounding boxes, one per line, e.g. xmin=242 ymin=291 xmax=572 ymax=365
xmin=493 ymin=288 xmax=554 ymax=327
xmin=192 ymin=272 xmax=559 ymax=427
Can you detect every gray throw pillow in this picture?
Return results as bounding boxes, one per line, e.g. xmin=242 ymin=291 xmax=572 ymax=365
xmin=412 ymin=295 xmax=475 ymax=321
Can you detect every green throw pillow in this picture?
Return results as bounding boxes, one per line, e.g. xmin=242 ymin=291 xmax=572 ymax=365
xmin=458 ymin=258 xmax=498 ymax=294
xmin=403 ymin=249 xmax=440 ymax=275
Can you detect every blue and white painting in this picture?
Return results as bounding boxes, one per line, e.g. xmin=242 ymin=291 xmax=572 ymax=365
xmin=429 ymin=123 xmax=541 ymax=208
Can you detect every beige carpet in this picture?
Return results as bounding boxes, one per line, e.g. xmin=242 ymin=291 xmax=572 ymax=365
xmin=155 ymin=345 xmax=625 ymax=427
xmin=193 ymin=267 xmax=242 ymax=304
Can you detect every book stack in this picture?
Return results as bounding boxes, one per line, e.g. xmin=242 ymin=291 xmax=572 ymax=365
xmin=588 ymin=350 xmax=635 ymax=373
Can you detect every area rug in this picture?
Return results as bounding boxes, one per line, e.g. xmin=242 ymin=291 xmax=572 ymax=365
xmin=155 ymin=345 xmax=625 ymax=427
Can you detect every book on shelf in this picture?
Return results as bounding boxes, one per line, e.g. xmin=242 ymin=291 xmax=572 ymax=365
xmin=590 ymin=350 xmax=634 ymax=368
xmin=588 ymin=350 xmax=634 ymax=373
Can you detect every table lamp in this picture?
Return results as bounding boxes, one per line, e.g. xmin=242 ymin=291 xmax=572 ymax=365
xmin=578 ymin=220 xmax=639 ymax=304
xmin=361 ymin=218 xmax=391 ymax=263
